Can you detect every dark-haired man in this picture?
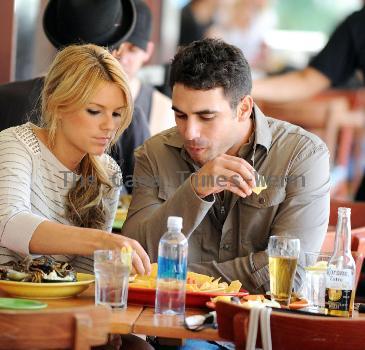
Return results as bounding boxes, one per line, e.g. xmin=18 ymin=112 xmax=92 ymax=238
xmin=123 ymin=38 xmax=330 ymax=294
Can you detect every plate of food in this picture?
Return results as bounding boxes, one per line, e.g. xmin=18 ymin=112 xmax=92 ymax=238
xmin=286 ymin=293 xmax=309 ymax=310
xmin=206 ymin=294 xmax=308 ymax=310
xmin=128 ymin=286 xmax=249 ymax=308
xmin=0 ymin=256 xmax=94 ymax=299
xmin=128 ymin=264 xmax=248 ymax=307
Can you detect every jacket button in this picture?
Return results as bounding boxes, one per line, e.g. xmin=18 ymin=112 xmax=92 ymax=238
xmin=259 ymin=197 xmax=265 ymax=204
xmin=223 ymin=244 xmax=230 ymax=250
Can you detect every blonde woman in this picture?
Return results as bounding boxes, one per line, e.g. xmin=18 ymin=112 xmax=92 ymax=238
xmin=0 ymin=44 xmax=150 ymax=276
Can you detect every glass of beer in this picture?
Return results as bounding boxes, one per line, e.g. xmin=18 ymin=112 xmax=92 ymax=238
xmin=268 ymin=236 xmax=300 ymax=306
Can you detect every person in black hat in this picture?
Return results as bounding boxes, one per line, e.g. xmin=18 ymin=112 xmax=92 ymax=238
xmin=112 ymin=0 xmax=175 ymax=136
xmin=0 ymin=0 xmax=150 ymax=194
xmin=43 ymin=0 xmax=135 ymax=49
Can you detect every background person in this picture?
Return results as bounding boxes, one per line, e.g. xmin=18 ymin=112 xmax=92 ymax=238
xmin=252 ymin=6 xmax=365 ymax=201
xmin=112 ymin=0 xmax=175 ymax=136
xmin=252 ymin=6 xmax=365 ymax=102
xmin=122 ymin=38 xmax=330 ymax=295
xmin=206 ymin=0 xmax=276 ymax=71
xmin=178 ymin=0 xmax=219 ymax=46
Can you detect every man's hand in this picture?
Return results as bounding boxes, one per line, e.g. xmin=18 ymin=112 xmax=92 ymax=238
xmin=191 ymin=154 xmax=256 ymax=198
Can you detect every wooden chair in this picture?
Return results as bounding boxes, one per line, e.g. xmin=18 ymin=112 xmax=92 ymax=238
xmin=325 ymin=199 xmax=365 ymax=251
xmin=256 ymin=96 xmax=350 ymax=166
xmin=316 ymin=89 xmax=365 ymax=197
xmin=329 ymin=199 xmax=365 ymax=229
xmin=0 ymin=305 xmax=112 ymax=350
xmin=351 ymin=250 xmax=364 ymax=290
xmin=256 ymin=94 xmax=365 ymax=197
xmin=314 ymin=88 xmax=365 ymax=110
xmin=325 ymin=199 xmax=365 ymax=294
xmin=216 ymin=301 xmax=365 ymax=350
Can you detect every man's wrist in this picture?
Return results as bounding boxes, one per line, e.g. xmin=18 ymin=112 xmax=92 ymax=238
xmin=190 ymin=173 xmax=204 ymax=198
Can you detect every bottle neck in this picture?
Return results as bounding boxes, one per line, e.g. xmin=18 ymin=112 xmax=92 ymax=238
xmin=168 ymin=227 xmax=181 ymax=234
xmin=333 ymin=212 xmax=352 ymax=256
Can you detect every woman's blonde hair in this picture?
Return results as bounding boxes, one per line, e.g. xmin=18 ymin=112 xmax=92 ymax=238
xmin=41 ymin=44 xmax=133 ymax=229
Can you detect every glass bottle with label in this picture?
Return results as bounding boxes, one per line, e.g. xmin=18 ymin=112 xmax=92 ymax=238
xmin=325 ymin=207 xmax=356 ymax=317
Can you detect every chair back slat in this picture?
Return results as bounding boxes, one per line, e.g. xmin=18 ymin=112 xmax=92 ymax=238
xmin=217 ymin=301 xmax=365 ymax=350
xmin=329 ymin=200 xmax=365 ymax=228
xmin=0 ymin=305 xmax=111 ymax=350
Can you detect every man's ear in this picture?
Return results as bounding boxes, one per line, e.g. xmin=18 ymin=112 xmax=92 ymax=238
xmin=237 ymin=95 xmax=253 ymax=121
xmin=111 ymin=42 xmax=124 ymax=59
xmin=144 ymin=42 xmax=154 ymax=63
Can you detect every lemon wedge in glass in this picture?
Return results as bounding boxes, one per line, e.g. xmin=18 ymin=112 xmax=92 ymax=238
xmin=305 ymin=260 xmax=328 ymax=271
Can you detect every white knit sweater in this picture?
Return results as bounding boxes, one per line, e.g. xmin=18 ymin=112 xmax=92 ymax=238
xmin=0 ymin=123 xmax=122 ymax=272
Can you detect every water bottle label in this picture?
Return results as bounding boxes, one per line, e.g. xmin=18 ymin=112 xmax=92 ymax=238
xmin=157 ymin=256 xmax=187 ymax=280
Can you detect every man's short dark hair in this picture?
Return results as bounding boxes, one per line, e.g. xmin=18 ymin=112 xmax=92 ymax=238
xmin=169 ymin=38 xmax=252 ymax=108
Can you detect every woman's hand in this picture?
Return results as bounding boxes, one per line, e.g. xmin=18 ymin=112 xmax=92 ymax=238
xmin=29 ymin=221 xmax=151 ymax=275
xmin=107 ymin=233 xmax=151 ymax=275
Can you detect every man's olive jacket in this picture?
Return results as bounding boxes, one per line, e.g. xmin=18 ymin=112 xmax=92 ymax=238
xmin=122 ymin=105 xmax=330 ymax=293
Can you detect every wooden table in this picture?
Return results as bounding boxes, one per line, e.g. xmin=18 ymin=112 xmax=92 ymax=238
xmin=46 ymin=297 xmax=144 ymax=334
xmin=3 ymin=286 xmax=365 ymax=347
xmin=133 ymin=307 xmax=222 ymax=341
xmin=0 ymin=288 xmax=143 ymax=335
xmin=0 ymin=288 xmax=221 ymax=340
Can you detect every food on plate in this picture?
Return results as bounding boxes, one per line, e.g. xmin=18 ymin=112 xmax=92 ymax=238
xmin=242 ymin=297 xmax=281 ymax=309
xmin=212 ymin=294 xmax=280 ymax=308
xmin=0 ymin=256 xmax=76 ymax=283
xmin=210 ymin=295 xmax=236 ymax=303
xmin=186 ymin=272 xmax=242 ymax=292
xmin=129 ymin=263 xmax=242 ymax=293
xmin=211 ymin=293 xmax=308 ymax=309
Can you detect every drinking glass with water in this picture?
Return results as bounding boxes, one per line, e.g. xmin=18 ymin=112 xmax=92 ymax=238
xmin=304 ymin=252 xmax=331 ymax=312
xmin=94 ymin=249 xmax=132 ymax=308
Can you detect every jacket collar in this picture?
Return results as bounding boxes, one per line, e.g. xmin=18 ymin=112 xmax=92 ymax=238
xmin=253 ymin=104 xmax=272 ymax=152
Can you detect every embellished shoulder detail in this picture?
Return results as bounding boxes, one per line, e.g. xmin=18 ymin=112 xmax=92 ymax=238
xmin=101 ymin=154 xmax=123 ymax=188
xmin=14 ymin=123 xmax=41 ymax=155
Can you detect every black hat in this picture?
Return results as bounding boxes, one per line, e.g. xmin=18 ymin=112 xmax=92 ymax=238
xmin=127 ymin=0 xmax=152 ymax=51
xmin=43 ymin=0 xmax=136 ymax=49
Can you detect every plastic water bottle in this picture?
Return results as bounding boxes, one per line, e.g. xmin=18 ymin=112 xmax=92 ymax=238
xmin=155 ymin=216 xmax=188 ymax=315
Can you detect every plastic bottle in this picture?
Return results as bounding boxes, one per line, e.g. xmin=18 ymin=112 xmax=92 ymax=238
xmin=155 ymin=216 xmax=188 ymax=315
xmin=325 ymin=207 xmax=356 ymax=317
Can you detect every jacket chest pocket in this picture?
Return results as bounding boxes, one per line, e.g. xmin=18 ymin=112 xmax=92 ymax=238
xmin=238 ymin=187 xmax=286 ymax=253
xmin=241 ymin=186 xmax=286 ymax=208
